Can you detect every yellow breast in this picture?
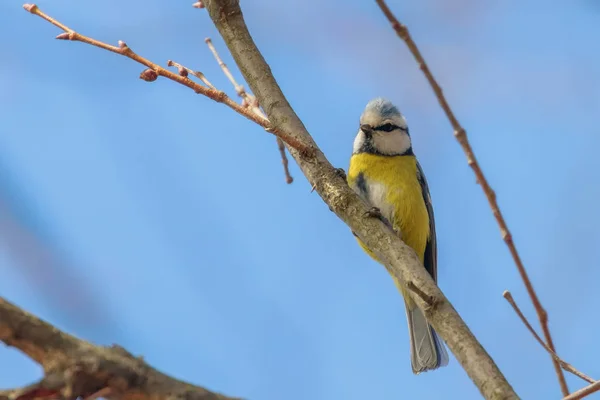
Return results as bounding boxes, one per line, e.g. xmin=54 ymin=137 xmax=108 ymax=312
xmin=348 ymin=153 xmax=430 ymax=263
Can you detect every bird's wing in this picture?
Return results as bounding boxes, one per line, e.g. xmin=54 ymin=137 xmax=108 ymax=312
xmin=416 ymin=161 xmax=437 ymax=282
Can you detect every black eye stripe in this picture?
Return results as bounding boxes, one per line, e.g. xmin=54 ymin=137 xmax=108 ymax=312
xmin=374 ymin=123 xmax=405 ymax=132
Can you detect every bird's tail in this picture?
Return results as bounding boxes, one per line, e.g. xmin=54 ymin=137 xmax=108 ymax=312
xmin=405 ymin=303 xmax=449 ymax=373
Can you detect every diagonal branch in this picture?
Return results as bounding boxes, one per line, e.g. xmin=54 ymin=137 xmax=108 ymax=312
xmin=203 ymin=0 xmax=517 ymax=398
xmin=0 ymin=297 xmax=238 ymax=400
xmin=21 ymin=4 xmax=311 ymax=156
xmin=503 ymin=291 xmax=595 ymax=384
xmin=374 ymin=0 xmax=569 ymax=395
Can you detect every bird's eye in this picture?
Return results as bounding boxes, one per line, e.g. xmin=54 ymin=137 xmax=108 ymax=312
xmin=375 ymin=123 xmax=399 ymax=132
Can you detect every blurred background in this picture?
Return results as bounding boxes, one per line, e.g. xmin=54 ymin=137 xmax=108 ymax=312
xmin=1 ymin=0 xmax=599 ymax=399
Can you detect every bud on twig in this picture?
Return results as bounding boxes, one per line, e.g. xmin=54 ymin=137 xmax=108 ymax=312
xmin=139 ymin=68 xmax=158 ymax=82
xmin=23 ymin=3 xmax=38 ymax=13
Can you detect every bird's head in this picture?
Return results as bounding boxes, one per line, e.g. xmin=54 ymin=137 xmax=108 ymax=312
xmin=353 ymin=98 xmax=412 ymax=156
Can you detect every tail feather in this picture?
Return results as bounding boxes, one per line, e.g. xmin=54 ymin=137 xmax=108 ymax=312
xmin=405 ymin=303 xmax=449 ymax=374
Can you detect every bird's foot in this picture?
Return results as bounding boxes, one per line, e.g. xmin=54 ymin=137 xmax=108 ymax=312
xmin=363 ymin=207 xmax=395 ymax=231
xmin=334 ymin=167 xmax=347 ymax=181
xmin=364 ymin=206 xmax=383 ymax=219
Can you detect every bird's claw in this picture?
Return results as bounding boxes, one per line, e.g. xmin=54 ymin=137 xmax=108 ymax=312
xmin=363 ymin=207 xmax=395 ymax=231
xmin=364 ymin=207 xmax=383 ymax=219
xmin=335 ymin=167 xmax=347 ymax=181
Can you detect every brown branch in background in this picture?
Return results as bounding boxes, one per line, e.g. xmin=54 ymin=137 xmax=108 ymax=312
xmin=563 ymin=381 xmax=600 ymax=400
xmin=21 ymin=3 xmax=311 ymax=156
xmin=0 ymin=297 xmax=237 ymax=400
xmin=205 ymin=37 xmax=293 ymax=184
xmin=374 ymin=0 xmax=570 ymax=395
xmin=503 ymin=291 xmax=595 ymax=384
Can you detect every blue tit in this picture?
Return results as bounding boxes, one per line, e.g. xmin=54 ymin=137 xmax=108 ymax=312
xmin=347 ymin=98 xmax=449 ymax=373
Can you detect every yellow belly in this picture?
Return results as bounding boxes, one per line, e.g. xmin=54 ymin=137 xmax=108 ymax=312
xmin=348 ymin=153 xmax=430 ymax=265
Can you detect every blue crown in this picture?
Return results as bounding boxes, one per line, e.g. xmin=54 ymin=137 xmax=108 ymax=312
xmin=364 ymin=98 xmax=401 ymax=118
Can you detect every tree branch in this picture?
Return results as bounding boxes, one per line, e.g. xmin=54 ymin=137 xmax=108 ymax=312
xmin=0 ymin=297 xmax=238 ymax=400
xmin=21 ymin=4 xmax=311 ymax=156
xmin=563 ymin=381 xmax=600 ymax=400
xmin=374 ymin=0 xmax=569 ymax=395
xmin=203 ymin=1 xmax=517 ymax=398
xmin=503 ymin=291 xmax=595 ymax=384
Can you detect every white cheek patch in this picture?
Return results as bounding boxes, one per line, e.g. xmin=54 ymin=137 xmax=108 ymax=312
xmin=372 ymin=132 xmax=411 ymax=156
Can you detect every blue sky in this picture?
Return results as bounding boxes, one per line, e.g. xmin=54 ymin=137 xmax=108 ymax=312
xmin=1 ymin=1 xmax=599 ymax=399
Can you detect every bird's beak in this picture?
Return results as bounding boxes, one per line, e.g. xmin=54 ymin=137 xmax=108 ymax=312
xmin=360 ymin=124 xmax=373 ymax=137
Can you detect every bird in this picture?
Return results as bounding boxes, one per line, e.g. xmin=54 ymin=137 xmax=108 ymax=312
xmin=347 ymin=97 xmax=449 ymax=373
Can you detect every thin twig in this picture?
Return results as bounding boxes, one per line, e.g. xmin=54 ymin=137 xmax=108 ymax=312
xmin=205 ymin=37 xmax=260 ymax=116
xmin=167 ymin=60 xmax=215 ymax=88
xmin=205 ymin=38 xmax=247 ymax=100
xmin=22 ymin=3 xmax=312 ymax=156
xmin=562 ymin=381 xmax=600 ymax=400
xmin=277 ymin=137 xmax=293 ymax=184
xmin=205 ymin=37 xmax=293 ymax=183
xmin=503 ymin=291 xmax=594 ymax=384
xmin=374 ymin=0 xmax=569 ymax=395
